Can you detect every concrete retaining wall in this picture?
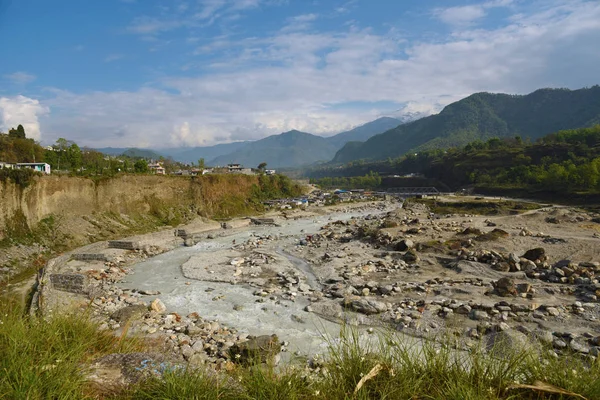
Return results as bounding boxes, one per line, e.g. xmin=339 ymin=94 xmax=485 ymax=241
xmin=71 ymin=253 xmax=107 ymax=262
xmin=108 ymin=241 xmax=140 ymax=250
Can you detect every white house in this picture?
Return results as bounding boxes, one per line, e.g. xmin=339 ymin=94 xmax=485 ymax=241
xmin=148 ymin=162 xmax=166 ymax=175
xmin=16 ymin=163 xmax=51 ymax=174
xmin=0 ymin=162 xmax=16 ymax=170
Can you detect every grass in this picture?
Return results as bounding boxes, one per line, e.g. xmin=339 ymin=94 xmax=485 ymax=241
xmin=0 ymin=299 xmax=143 ymax=400
xmin=1 ymin=303 xmax=599 ymax=399
xmin=116 ymin=326 xmax=600 ymax=400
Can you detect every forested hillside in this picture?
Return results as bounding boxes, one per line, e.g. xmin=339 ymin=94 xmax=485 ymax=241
xmin=333 ymin=86 xmax=600 ymax=163
xmin=311 ymin=125 xmax=600 ymax=196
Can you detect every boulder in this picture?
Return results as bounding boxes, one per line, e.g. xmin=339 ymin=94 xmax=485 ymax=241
xmin=86 ymin=353 xmax=173 ymax=388
xmin=522 ymin=248 xmax=547 ymax=262
xmin=394 ymin=239 xmax=414 ymax=251
xmin=349 ymin=298 xmax=388 ymax=315
xmin=229 ymin=334 xmax=281 ymax=365
xmin=110 ymin=305 xmax=148 ymax=323
xmin=150 ymin=298 xmax=167 ymax=314
xmin=492 ymin=277 xmax=517 ymax=297
xmin=486 ymin=329 xmax=529 ymax=356
xmin=402 ymin=249 xmax=420 ymax=263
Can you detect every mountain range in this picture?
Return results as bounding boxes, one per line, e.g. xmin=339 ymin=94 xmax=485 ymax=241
xmin=95 ymin=117 xmax=402 ymax=168
xmin=95 ymin=86 xmax=600 ymax=168
xmin=333 ymin=86 xmax=600 ymax=163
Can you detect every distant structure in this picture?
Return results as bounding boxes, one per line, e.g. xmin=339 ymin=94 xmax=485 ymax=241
xmin=0 ymin=162 xmax=16 ymax=170
xmin=148 ymin=162 xmax=166 ymax=175
xmin=265 ymin=169 xmax=276 ymax=175
xmin=16 ymin=162 xmax=51 ymax=174
xmin=227 ymin=163 xmax=254 ymax=175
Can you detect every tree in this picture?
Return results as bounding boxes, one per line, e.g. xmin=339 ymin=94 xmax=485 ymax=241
xmin=257 ymin=162 xmax=267 ymax=171
xmin=134 ymin=159 xmax=149 ymax=173
xmin=8 ymin=125 xmax=26 ymax=139
xmin=55 ymin=138 xmax=69 ymax=170
xmin=198 ymin=158 xmax=205 ymax=169
xmin=67 ymin=143 xmax=82 ymax=171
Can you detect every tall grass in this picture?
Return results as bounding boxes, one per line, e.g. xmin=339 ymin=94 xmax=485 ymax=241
xmin=0 ymin=300 xmax=142 ymax=399
xmin=2 ymin=296 xmax=598 ymax=399
xmin=119 ymin=326 xmax=600 ymax=400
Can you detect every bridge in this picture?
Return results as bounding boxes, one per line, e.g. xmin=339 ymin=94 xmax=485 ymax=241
xmin=385 ymin=187 xmax=440 ymax=197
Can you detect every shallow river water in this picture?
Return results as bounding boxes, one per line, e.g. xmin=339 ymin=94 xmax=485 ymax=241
xmin=119 ymin=208 xmax=409 ymax=358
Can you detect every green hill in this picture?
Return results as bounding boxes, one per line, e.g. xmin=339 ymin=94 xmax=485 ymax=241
xmin=333 ymin=86 xmax=600 ymax=163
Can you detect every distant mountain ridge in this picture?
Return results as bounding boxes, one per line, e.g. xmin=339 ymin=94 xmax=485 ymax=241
xmin=210 ymin=130 xmax=337 ymax=168
xmin=333 ymin=86 xmax=600 ymax=163
xmin=208 ymin=117 xmax=402 ymax=168
xmin=95 ymin=117 xmax=401 ymax=167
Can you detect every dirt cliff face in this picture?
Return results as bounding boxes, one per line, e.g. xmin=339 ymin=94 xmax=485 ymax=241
xmin=0 ymin=174 xmax=262 ymax=241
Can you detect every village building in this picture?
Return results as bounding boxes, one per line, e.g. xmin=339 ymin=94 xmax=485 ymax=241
xmin=0 ymin=162 xmax=16 ymax=170
xmin=16 ymin=162 xmax=51 ymax=174
xmin=148 ymin=162 xmax=166 ymax=175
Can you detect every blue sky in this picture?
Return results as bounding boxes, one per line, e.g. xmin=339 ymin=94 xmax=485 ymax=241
xmin=1 ymin=0 xmax=599 ymax=148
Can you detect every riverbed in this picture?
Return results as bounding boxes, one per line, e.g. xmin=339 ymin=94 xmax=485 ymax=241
xmin=118 ymin=206 xmax=393 ymax=358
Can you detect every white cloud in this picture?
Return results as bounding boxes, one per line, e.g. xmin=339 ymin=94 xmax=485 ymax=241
xmin=104 ymin=54 xmax=125 ymax=62
xmin=33 ymin=1 xmax=600 ymax=148
xmin=435 ymin=5 xmax=487 ymax=27
xmin=0 ymin=96 xmax=49 ymax=141
xmin=4 ymin=72 xmax=37 ymax=84
xmin=434 ymin=0 xmax=514 ymax=28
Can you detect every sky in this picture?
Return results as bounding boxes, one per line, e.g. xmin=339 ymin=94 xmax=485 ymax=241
xmin=0 ymin=0 xmax=599 ymax=149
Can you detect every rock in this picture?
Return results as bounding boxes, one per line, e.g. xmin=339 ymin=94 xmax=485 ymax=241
xmin=86 ymin=353 xmax=172 ymax=387
xmin=470 ymin=310 xmax=490 ymax=321
xmin=461 ymin=227 xmax=484 ymax=236
xmin=110 ymin=305 xmax=148 ymax=323
xmin=402 ymin=249 xmax=420 ymax=263
xmin=150 ymin=298 xmax=167 ymax=314
xmin=229 ymin=334 xmax=281 ymax=365
xmin=546 ymin=307 xmax=560 ymax=317
xmin=349 ymin=298 xmax=388 ymax=315
xmin=508 ymin=253 xmax=520 ymax=264
xmin=492 ymin=277 xmax=517 ymax=297
xmin=486 ymin=329 xmax=529 ymax=355
xmin=553 ymin=338 xmax=567 ymax=349
xmin=138 ymin=290 xmax=161 ymax=296
xmin=533 ymin=329 xmax=554 ymax=345
xmin=180 ymin=344 xmax=194 ymax=359
xmin=394 ymin=239 xmax=414 ymax=251
xmin=230 ymin=257 xmax=244 ymax=266
xmin=476 ymin=229 xmax=509 ymax=241
xmin=522 ymin=248 xmax=547 ymax=262
xmin=456 ymin=304 xmax=472 ymax=314
xmin=298 ymin=283 xmax=311 ymax=292
xmin=570 ymin=340 xmax=589 ymax=354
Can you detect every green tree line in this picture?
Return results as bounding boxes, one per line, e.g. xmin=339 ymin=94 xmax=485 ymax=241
xmin=309 ymin=172 xmax=382 ymax=189
xmin=307 ymin=125 xmax=600 ymax=194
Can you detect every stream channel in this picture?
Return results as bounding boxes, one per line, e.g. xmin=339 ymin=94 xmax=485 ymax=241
xmin=118 ymin=207 xmax=417 ymax=361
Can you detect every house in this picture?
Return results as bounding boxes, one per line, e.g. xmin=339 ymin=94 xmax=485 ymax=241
xmin=227 ymin=163 xmax=243 ymax=173
xmin=227 ymin=163 xmax=254 ymax=175
xmin=148 ymin=162 xmax=166 ymax=175
xmin=0 ymin=162 xmax=16 ymax=170
xmin=16 ymin=163 xmax=51 ymax=174
xmin=265 ymin=169 xmax=276 ymax=175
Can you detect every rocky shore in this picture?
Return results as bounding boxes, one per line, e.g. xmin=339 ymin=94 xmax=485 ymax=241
xmin=32 ymin=196 xmax=600 ymax=384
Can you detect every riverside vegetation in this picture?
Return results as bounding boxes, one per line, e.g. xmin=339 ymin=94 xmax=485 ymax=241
xmin=310 ymin=125 xmax=600 ymax=201
xmin=1 ymin=299 xmax=599 ymax=399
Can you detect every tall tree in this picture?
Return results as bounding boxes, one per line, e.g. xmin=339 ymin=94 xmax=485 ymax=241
xmin=8 ymin=125 xmax=26 ymax=139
